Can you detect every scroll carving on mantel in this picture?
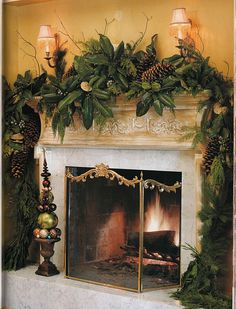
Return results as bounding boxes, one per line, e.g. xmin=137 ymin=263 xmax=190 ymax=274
xmin=29 ymin=92 xmax=209 ymax=150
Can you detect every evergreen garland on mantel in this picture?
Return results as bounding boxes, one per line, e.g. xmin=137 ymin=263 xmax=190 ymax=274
xmin=2 ymin=33 xmax=233 ymax=309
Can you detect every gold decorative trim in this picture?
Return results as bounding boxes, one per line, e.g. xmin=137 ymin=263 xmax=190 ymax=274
xmin=143 ymin=179 xmax=181 ymax=193
xmin=66 ymin=164 xmax=182 ymax=192
xmin=66 ymin=163 xmax=141 ymax=188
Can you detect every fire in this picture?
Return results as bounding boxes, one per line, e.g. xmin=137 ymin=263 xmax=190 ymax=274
xmin=144 ymin=193 xmax=179 ymax=245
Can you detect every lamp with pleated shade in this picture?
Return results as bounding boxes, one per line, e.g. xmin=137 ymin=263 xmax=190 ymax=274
xmin=169 ymin=8 xmax=191 ymax=40
xmin=38 ymin=25 xmax=55 ymax=55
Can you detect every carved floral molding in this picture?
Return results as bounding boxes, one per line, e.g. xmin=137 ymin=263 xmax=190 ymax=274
xmin=32 ymin=92 xmax=209 ymax=150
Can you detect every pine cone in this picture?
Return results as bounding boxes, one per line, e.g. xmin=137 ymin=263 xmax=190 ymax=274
xmin=141 ymin=63 xmax=175 ymax=83
xmin=62 ymin=65 xmax=76 ymax=81
xmin=136 ymin=54 xmax=156 ymax=82
xmin=23 ymin=112 xmax=41 ymax=148
xmin=11 ymin=148 xmax=29 ymax=178
xmin=202 ymin=136 xmax=220 ymax=175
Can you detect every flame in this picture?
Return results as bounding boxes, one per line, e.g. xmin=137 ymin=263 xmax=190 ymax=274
xmin=144 ymin=193 xmax=179 ymax=245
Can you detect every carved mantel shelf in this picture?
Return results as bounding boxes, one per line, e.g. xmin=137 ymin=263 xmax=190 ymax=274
xmin=30 ymin=92 xmax=209 ymax=150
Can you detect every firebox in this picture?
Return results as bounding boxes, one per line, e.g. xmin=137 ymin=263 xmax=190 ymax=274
xmin=65 ymin=163 xmax=181 ymax=292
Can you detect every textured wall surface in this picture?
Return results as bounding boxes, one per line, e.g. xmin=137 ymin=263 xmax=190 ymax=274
xmin=3 ymin=0 xmax=234 ymax=82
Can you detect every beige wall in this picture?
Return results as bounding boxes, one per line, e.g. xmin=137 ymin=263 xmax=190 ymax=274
xmin=3 ymin=0 xmax=234 ymax=82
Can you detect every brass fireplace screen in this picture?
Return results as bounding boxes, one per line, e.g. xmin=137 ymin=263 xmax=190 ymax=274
xmin=65 ymin=163 xmax=182 ymax=292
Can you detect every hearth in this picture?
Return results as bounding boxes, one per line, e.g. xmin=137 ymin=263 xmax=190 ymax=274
xmin=65 ymin=164 xmax=181 ymax=292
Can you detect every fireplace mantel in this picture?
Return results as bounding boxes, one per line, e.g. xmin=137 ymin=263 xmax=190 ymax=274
xmin=31 ymin=92 xmax=209 ymax=150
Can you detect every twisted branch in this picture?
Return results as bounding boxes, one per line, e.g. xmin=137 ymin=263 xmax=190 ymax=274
xmin=17 ymin=31 xmax=40 ymax=76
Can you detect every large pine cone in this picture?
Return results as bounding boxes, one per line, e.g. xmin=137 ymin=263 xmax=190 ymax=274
xmin=141 ymin=63 xmax=175 ymax=83
xmin=11 ymin=148 xmax=29 ymax=178
xmin=136 ymin=54 xmax=156 ymax=82
xmin=202 ymin=136 xmax=220 ymax=175
xmin=23 ymin=112 xmax=41 ymax=148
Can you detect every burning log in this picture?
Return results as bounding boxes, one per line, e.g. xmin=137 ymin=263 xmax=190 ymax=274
xmin=126 ymin=231 xmax=179 ymax=261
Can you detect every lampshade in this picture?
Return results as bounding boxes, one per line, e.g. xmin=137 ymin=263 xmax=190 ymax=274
xmin=38 ymin=25 xmax=54 ymax=40
xmin=170 ymin=8 xmax=190 ymax=26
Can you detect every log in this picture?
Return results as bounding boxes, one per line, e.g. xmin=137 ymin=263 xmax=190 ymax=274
xmin=127 ymin=231 xmax=179 ymax=260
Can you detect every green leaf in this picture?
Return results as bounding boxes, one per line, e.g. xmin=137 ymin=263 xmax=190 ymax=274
xmin=93 ymin=88 xmax=110 ymax=100
xmin=136 ymin=99 xmax=150 ymax=117
xmin=85 ymin=54 xmax=109 ymax=65
xmin=74 ymin=55 xmax=94 ymax=79
xmin=99 ymin=34 xmax=114 ymax=60
xmin=82 ymin=96 xmax=94 ymax=129
xmin=43 ymin=93 xmax=63 ymax=104
xmin=22 ymin=89 xmax=33 ymax=100
xmin=114 ymin=41 xmax=124 ymax=60
xmin=51 ymin=111 xmax=60 ymax=136
xmin=142 ymin=82 xmax=151 ymax=90
xmin=158 ymin=94 xmax=175 ymax=108
xmin=146 ymin=34 xmax=158 ymax=57
xmin=153 ymin=99 xmax=163 ymax=116
xmin=92 ymin=76 xmax=107 ymax=89
xmin=93 ymin=97 xmax=113 ymax=118
xmin=151 ymin=82 xmax=161 ymax=91
xmin=58 ymin=90 xmax=81 ymax=110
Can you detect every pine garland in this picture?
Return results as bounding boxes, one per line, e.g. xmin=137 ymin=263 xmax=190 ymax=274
xmin=3 ymin=152 xmax=39 ymax=270
xmin=173 ymin=41 xmax=233 ymax=309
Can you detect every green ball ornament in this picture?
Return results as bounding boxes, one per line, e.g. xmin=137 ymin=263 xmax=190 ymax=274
xmin=37 ymin=212 xmax=58 ymax=229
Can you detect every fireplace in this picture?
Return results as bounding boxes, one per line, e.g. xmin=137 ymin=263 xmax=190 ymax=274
xmin=65 ymin=164 xmax=181 ymax=292
xmin=31 ymin=93 xmax=204 ymax=297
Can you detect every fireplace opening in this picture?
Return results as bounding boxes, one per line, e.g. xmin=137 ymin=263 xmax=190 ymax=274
xmin=65 ymin=165 xmax=181 ymax=292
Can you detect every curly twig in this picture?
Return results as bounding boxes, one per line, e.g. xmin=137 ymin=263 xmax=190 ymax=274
xmin=195 ymin=24 xmax=205 ymax=54
xmin=17 ymin=31 xmax=40 ymax=76
xmin=103 ymin=17 xmax=115 ymax=35
xmin=132 ymin=13 xmax=152 ymax=51
xmin=57 ymin=15 xmax=81 ymax=51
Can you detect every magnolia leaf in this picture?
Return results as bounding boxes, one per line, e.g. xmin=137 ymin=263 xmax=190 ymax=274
xmin=99 ymin=34 xmax=114 ymax=60
xmin=158 ymin=93 xmax=175 ymax=108
xmin=93 ymin=97 xmax=113 ymax=118
xmin=58 ymin=90 xmax=81 ymax=111
xmin=114 ymin=41 xmax=124 ymax=60
xmin=82 ymin=96 xmax=94 ymax=129
xmin=85 ymin=54 xmax=109 ymax=65
xmin=153 ymin=99 xmax=163 ymax=116
xmin=136 ymin=99 xmax=150 ymax=117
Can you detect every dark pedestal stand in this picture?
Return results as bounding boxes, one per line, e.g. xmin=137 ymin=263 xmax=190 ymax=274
xmin=35 ymin=238 xmax=60 ymax=276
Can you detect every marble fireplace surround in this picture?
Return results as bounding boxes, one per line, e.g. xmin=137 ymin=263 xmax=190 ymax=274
xmin=35 ymin=94 xmax=204 ymax=273
xmin=3 ymin=94 xmax=205 ymax=309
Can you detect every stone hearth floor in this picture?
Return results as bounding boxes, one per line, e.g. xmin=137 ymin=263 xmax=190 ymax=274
xmin=2 ymin=265 xmax=183 ymax=309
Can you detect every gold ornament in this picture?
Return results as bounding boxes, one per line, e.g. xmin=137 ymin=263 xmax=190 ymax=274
xmin=37 ymin=212 xmax=58 ymax=229
xmin=80 ymin=81 xmax=92 ymax=92
xmin=213 ymin=102 xmax=228 ymax=115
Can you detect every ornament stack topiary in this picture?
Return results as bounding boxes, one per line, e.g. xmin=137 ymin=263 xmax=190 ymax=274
xmin=33 ymin=152 xmax=61 ymax=241
xmin=34 ymin=149 xmax=61 ymax=276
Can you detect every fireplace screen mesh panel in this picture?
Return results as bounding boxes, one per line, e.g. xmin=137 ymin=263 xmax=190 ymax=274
xmin=66 ymin=166 xmax=181 ymax=292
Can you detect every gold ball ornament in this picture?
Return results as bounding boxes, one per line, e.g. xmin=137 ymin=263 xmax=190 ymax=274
xmin=80 ymin=81 xmax=92 ymax=92
xmin=33 ymin=228 xmax=41 ymax=238
xmin=39 ymin=229 xmax=49 ymax=239
xmin=37 ymin=212 xmax=58 ymax=229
